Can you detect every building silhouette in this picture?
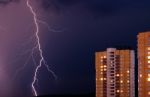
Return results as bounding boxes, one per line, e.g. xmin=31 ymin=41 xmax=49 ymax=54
xmin=95 ymin=48 xmax=135 ymax=97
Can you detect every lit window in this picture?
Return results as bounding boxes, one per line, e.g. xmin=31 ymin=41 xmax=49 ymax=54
xmin=100 ymin=66 xmax=103 ymax=68
xmin=148 ymin=92 xmax=150 ymax=95
xmin=148 ymin=61 xmax=150 ymax=64
xmin=148 ymin=52 xmax=150 ymax=54
xmin=148 ymin=74 xmax=150 ymax=77
xmin=104 ymin=56 xmax=106 ymax=58
xmin=148 ymin=56 xmax=150 ymax=59
xmin=127 ymin=70 xmax=129 ymax=73
xmin=148 ymin=47 xmax=150 ymax=50
xmin=104 ymin=78 xmax=106 ymax=80
xmin=104 ymin=69 xmax=107 ymax=71
xmin=104 ymin=65 xmax=107 ymax=68
xmin=116 ymin=74 xmax=120 ymax=77
xmin=120 ymin=90 xmax=123 ymax=93
xmin=147 ymin=78 xmax=150 ymax=81
xmin=100 ymin=78 xmax=103 ymax=81
xmin=117 ymin=90 xmax=120 ymax=93
xmin=120 ymin=80 xmax=123 ymax=83
xmin=127 ymin=80 xmax=129 ymax=83
xmin=140 ymin=74 xmax=142 ymax=77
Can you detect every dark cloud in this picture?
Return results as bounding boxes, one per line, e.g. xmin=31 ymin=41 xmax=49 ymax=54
xmin=37 ymin=0 xmax=118 ymax=16
xmin=0 ymin=0 xmax=19 ymax=5
xmin=39 ymin=0 xmax=150 ymax=16
xmin=0 ymin=0 xmax=11 ymax=4
xmin=54 ymin=0 xmax=80 ymax=5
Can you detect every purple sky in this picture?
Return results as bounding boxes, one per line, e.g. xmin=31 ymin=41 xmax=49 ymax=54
xmin=0 ymin=0 xmax=67 ymax=96
xmin=0 ymin=0 xmax=49 ymax=96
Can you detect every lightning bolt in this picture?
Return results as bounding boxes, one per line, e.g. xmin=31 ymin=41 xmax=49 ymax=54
xmin=26 ymin=0 xmax=57 ymax=96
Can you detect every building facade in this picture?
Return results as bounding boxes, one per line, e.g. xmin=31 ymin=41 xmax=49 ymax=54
xmin=138 ymin=32 xmax=150 ymax=97
xmin=96 ymin=48 xmax=135 ymax=97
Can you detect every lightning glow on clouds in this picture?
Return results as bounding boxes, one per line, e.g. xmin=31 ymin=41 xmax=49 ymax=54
xmin=26 ymin=0 xmax=57 ymax=96
xmin=0 ymin=0 xmax=59 ymax=96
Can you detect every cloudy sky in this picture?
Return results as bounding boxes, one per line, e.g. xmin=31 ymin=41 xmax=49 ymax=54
xmin=0 ymin=0 xmax=150 ymax=96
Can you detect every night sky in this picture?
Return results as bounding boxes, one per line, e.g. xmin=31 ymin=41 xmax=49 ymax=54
xmin=0 ymin=0 xmax=150 ymax=96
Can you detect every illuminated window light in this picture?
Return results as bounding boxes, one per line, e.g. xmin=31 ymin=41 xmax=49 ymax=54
xmin=120 ymin=90 xmax=123 ymax=93
xmin=148 ymin=60 xmax=150 ymax=64
xmin=104 ymin=65 xmax=107 ymax=68
xmin=100 ymin=78 xmax=103 ymax=81
xmin=148 ymin=92 xmax=150 ymax=95
xmin=104 ymin=78 xmax=106 ymax=80
xmin=148 ymin=74 xmax=150 ymax=77
xmin=100 ymin=66 xmax=103 ymax=68
xmin=110 ymin=80 xmax=113 ymax=83
xmin=127 ymin=80 xmax=129 ymax=83
xmin=110 ymin=61 xmax=113 ymax=64
xmin=117 ymin=90 xmax=120 ymax=93
xmin=148 ymin=47 xmax=150 ymax=50
xmin=104 ymin=69 xmax=107 ymax=71
xmin=148 ymin=56 xmax=150 ymax=59
xmin=104 ymin=56 xmax=106 ymax=58
xmin=140 ymin=74 xmax=142 ymax=77
xmin=148 ymin=52 xmax=150 ymax=54
xmin=127 ymin=70 xmax=129 ymax=73
xmin=147 ymin=78 xmax=150 ymax=82
xmin=120 ymin=80 xmax=123 ymax=83
xmin=116 ymin=74 xmax=120 ymax=77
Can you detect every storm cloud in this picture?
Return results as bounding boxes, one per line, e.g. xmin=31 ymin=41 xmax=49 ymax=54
xmin=38 ymin=0 xmax=150 ymax=16
xmin=0 ymin=0 xmax=19 ymax=5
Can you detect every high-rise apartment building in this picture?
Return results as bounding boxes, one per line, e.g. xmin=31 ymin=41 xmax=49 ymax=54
xmin=96 ymin=48 xmax=135 ymax=97
xmin=138 ymin=32 xmax=150 ymax=97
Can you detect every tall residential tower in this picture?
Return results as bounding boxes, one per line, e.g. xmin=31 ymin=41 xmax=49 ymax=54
xmin=138 ymin=32 xmax=150 ymax=97
xmin=96 ymin=48 xmax=135 ymax=97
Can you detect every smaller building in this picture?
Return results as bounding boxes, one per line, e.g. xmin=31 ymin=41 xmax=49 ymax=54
xmin=95 ymin=48 xmax=135 ymax=97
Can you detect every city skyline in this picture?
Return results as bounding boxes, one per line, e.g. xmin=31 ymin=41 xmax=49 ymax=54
xmin=96 ymin=31 xmax=150 ymax=97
